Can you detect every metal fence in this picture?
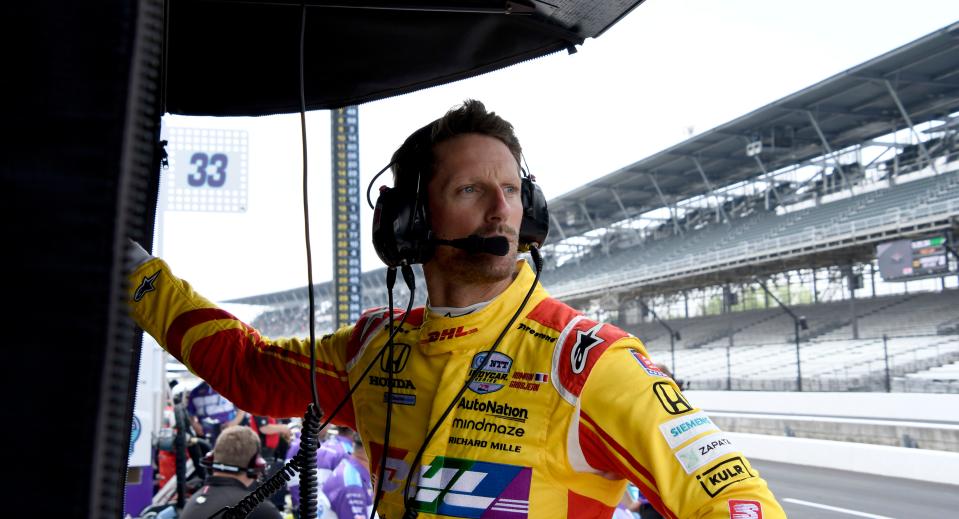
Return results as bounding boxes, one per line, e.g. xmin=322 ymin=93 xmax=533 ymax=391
xmin=647 ymin=332 xmax=959 ymax=393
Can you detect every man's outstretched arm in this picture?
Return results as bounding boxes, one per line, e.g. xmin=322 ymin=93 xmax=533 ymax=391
xmin=126 ymin=242 xmax=355 ymax=423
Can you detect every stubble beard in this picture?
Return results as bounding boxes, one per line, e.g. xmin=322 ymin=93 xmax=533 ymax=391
xmin=435 ymin=224 xmax=519 ymax=285
xmin=453 ymin=248 xmax=518 ymax=284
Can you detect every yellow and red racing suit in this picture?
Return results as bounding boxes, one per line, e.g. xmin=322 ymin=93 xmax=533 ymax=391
xmin=129 ymin=258 xmax=785 ymax=519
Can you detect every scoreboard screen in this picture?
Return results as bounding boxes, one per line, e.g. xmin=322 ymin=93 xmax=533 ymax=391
xmin=877 ymin=234 xmax=951 ymax=281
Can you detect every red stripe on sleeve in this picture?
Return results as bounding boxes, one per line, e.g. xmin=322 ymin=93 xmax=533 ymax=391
xmin=578 ymin=412 xmax=677 ymax=519
xmin=347 ymin=310 xmax=388 ymax=363
xmin=252 ymin=339 xmax=345 ymax=377
xmin=525 ymin=298 xmax=581 ymax=332
xmin=188 ymin=328 xmax=355 ymax=425
xmin=346 ymin=307 xmax=427 ymax=364
xmin=167 ymin=308 xmax=238 ymax=361
xmin=403 ymin=307 xmax=425 ymax=327
xmin=567 ymin=490 xmax=615 ymax=518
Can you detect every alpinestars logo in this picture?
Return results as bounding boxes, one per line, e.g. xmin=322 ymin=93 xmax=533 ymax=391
xmin=134 ymin=271 xmax=160 ymax=302
xmin=412 ymin=456 xmax=531 ymax=518
xmin=570 ymin=324 xmax=604 ymax=374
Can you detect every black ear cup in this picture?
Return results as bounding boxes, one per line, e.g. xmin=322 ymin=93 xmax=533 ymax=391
xmin=249 ymin=455 xmax=268 ymax=477
xmin=371 ymin=185 xmax=433 ymax=267
xmin=200 ymin=451 xmax=268 ymax=478
xmin=518 ymin=175 xmax=549 ymax=251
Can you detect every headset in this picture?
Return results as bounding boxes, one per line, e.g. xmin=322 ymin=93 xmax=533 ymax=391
xmin=370 ymin=123 xmax=550 ymax=268
xmin=200 ymin=451 xmax=268 ymax=479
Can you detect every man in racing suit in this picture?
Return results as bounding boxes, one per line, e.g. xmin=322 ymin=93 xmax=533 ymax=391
xmin=127 ymin=100 xmax=785 ymax=518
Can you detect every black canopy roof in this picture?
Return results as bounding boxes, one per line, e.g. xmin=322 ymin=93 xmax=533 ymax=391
xmin=165 ymin=0 xmax=645 ymax=116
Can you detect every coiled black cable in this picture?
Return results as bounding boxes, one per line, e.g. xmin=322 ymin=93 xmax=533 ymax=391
xmin=294 ymin=405 xmax=323 ymax=519
xmin=401 ymin=245 xmax=543 ymax=518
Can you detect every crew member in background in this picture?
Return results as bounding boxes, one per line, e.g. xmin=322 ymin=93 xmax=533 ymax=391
xmin=250 ymin=414 xmax=294 ymax=511
xmin=286 ymin=425 xmax=354 ymax=517
xmin=187 ymin=380 xmax=245 ymax=445
xmin=178 ymin=425 xmax=282 ymax=519
xmin=322 ymin=429 xmax=374 ymax=519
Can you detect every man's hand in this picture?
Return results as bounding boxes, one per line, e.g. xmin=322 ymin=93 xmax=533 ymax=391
xmin=126 ymin=238 xmax=154 ymax=273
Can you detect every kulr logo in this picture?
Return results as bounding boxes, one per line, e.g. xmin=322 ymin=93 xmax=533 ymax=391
xmin=695 ymin=456 xmax=755 ymax=497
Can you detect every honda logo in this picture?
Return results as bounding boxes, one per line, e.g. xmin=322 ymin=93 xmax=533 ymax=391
xmin=653 ymin=381 xmax=692 ymax=415
xmin=380 ymin=343 xmax=411 ymax=374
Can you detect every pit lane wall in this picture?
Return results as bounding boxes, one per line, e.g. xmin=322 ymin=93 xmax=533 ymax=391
xmin=685 ymin=391 xmax=959 ymax=485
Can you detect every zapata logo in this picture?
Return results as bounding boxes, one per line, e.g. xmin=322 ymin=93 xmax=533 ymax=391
xmin=570 ymin=323 xmax=604 ymax=374
xmin=134 ymin=271 xmax=160 ymax=302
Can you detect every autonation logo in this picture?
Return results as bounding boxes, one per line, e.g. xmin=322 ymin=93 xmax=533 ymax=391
xmin=458 ymin=397 xmax=528 ymax=422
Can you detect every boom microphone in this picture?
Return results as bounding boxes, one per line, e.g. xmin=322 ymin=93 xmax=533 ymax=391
xmin=434 ymin=235 xmax=510 ymax=256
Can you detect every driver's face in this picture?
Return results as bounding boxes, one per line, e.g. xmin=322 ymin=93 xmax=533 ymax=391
xmin=427 ymin=133 xmax=523 ymax=281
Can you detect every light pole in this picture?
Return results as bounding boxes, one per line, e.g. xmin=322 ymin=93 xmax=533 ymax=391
xmin=637 ymin=299 xmax=682 ymax=377
xmin=755 ymin=278 xmax=808 ymax=391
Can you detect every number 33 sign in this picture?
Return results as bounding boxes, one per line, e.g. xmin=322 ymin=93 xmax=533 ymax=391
xmin=188 ymin=152 xmax=229 ymax=187
xmin=165 ymin=127 xmax=248 ymax=213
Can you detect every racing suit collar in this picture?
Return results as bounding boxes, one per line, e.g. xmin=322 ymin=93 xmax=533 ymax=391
xmin=416 ymin=260 xmax=548 ymax=356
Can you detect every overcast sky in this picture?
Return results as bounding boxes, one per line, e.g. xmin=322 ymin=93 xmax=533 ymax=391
xmin=158 ymin=0 xmax=959 ymax=302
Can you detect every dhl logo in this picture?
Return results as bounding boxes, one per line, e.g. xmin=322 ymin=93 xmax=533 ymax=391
xmin=421 ymin=326 xmax=478 ymax=343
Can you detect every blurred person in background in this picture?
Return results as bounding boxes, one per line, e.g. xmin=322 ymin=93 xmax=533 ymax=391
xmin=178 ymin=425 xmax=281 ymax=519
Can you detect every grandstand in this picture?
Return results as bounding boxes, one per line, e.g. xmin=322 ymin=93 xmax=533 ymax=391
xmin=226 ymin=23 xmax=959 ymax=394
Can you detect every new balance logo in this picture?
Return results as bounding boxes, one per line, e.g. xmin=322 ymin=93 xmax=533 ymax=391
xmin=412 ymin=456 xmax=531 ymax=518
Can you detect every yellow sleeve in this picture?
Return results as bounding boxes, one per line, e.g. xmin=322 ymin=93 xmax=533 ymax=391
xmin=578 ymin=339 xmax=786 ymax=518
xmin=127 ymin=257 xmax=356 ymax=423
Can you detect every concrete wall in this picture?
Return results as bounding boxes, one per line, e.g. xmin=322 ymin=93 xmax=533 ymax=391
xmin=684 ymin=391 xmax=959 ymax=484
xmin=685 ymin=390 xmax=959 ymax=422
xmin=728 ymin=432 xmax=959 ymax=485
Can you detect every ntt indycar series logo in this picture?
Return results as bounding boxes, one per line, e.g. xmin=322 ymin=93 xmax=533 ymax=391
xmin=467 ymin=352 xmax=513 ymax=394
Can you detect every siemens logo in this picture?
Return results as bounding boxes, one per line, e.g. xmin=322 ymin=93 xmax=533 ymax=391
xmin=658 ymin=410 xmax=719 ymax=449
xmin=672 ymin=417 xmax=713 ymax=436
